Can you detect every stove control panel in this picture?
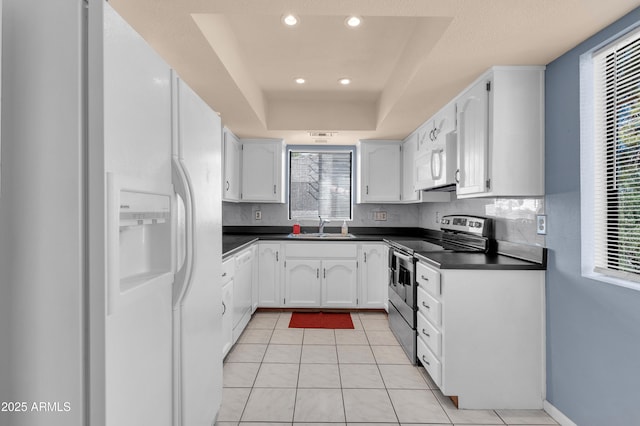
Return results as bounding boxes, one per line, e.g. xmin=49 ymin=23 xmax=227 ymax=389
xmin=440 ymin=215 xmax=494 ymax=237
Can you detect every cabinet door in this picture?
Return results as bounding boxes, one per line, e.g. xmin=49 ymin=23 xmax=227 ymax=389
xmin=284 ymin=259 xmax=321 ymax=307
xmin=223 ymin=129 xmax=241 ymax=201
xmin=221 ymin=280 xmax=234 ymax=357
xmin=258 ymin=243 xmax=281 ymax=307
xmin=432 ymin=102 xmax=456 ymax=146
xmin=456 ymin=79 xmax=489 ymax=196
xmin=251 ymin=244 xmax=258 ymax=313
xmin=360 ymin=142 xmax=401 ymax=202
xmin=360 ymin=244 xmax=389 ymax=309
xmin=241 ymin=140 xmax=283 ymax=202
xmin=322 ymin=260 xmax=358 ymax=308
xmin=401 ymin=134 xmax=421 ymax=202
xmin=233 ymin=250 xmax=253 ymax=329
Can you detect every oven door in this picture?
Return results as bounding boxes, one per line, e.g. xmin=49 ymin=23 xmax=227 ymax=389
xmin=388 ymin=291 xmax=417 ymax=364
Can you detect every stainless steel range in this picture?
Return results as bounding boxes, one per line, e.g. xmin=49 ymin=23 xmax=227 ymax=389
xmin=387 ymin=215 xmax=494 ymax=364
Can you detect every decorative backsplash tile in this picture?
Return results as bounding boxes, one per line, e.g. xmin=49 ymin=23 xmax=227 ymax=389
xmin=223 ymin=196 xmax=545 ymax=246
xmin=419 ymin=197 xmax=545 ymax=246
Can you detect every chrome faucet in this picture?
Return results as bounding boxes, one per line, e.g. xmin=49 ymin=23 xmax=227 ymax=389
xmin=319 ymin=216 xmax=330 ymax=234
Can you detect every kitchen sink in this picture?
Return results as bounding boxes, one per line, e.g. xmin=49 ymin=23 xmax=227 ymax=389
xmin=287 ymin=232 xmax=356 ymax=239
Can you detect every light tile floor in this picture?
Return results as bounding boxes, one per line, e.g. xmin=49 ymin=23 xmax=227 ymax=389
xmin=219 ymin=311 xmax=558 ymax=426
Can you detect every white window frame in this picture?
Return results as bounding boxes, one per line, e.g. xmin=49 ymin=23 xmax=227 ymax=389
xmin=287 ymin=147 xmax=355 ymax=222
xmin=580 ymin=23 xmax=640 ymax=292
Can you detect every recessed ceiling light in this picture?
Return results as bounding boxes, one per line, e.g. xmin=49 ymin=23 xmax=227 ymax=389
xmin=338 ymin=78 xmax=351 ymax=86
xmin=345 ymin=16 xmax=362 ymax=28
xmin=295 ymin=78 xmax=306 ymax=84
xmin=282 ymin=14 xmax=299 ymax=27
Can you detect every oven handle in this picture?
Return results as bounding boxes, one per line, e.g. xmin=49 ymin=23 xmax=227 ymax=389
xmin=393 ymin=251 xmax=414 ymax=263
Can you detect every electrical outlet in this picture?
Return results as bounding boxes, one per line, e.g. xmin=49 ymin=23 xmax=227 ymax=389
xmin=435 ymin=212 xmax=441 ymax=223
xmin=255 ymin=210 xmax=262 ymax=221
xmin=373 ymin=211 xmax=387 ymax=221
xmin=536 ymin=215 xmax=547 ymax=235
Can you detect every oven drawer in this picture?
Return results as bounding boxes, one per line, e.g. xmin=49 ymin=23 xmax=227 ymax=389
xmin=417 ymin=311 xmax=442 ymax=357
xmin=416 ymin=261 xmax=440 ymax=297
xmin=417 ymin=286 xmax=441 ymax=326
xmin=417 ymin=335 xmax=442 ymax=388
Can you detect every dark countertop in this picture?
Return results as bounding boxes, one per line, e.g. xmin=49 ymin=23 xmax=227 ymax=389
xmin=222 ymin=226 xmax=546 ymax=270
xmin=415 ymin=251 xmax=546 ymax=270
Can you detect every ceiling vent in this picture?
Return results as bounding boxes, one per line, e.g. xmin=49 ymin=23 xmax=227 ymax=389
xmin=309 ymin=131 xmax=337 ymax=138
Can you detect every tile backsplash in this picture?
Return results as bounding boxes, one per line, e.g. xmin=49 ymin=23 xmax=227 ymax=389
xmin=222 ymin=202 xmax=419 ymax=228
xmin=223 ymin=197 xmax=545 ymax=246
xmin=419 ymin=197 xmax=546 ymax=246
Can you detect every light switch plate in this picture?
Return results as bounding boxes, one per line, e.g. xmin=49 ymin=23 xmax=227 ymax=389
xmin=255 ymin=210 xmax=262 ymax=220
xmin=536 ymin=215 xmax=547 ymax=235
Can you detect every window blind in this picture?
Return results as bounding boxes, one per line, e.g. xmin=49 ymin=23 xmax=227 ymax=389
xmin=289 ymin=151 xmax=352 ymax=220
xmin=593 ymin=28 xmax=640 ymax=282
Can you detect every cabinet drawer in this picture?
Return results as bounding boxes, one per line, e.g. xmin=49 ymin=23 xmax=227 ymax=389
xmin=417 ymin=311 xmax=442 ymax=357
xmin=416 ymin=261 xmax=440 ymax=297
xmin=417 ymin=336 xmax=442 ymax=388
xmin=285 ymin=243 xmax=357 ymax=258
xmin=417 ymin=286 xmax=441 ymax=326
xmin=222 ymin=257 xmax=235 ymax=285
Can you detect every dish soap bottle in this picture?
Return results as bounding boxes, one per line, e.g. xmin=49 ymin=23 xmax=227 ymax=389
xmin=341 ymin=220 xmax=348 ymax=236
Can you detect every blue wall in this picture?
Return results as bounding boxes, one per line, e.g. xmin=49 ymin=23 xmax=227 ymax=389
xmin=545 ymin=8 xmax=640 ymax=425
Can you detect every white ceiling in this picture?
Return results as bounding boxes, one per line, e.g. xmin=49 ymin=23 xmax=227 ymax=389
xmin=110 ymin=0 xmax=640 ymax=145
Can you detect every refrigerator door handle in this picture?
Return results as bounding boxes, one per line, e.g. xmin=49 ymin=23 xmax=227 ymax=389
xmin=172 ymin=156 xmax=196 ymax=308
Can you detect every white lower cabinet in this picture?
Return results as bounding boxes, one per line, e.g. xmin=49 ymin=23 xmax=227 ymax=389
xmin=284 ymin=259 xmax=321 ymax=307
xmin=221 ymin=280 xmax=234 ymax=357
xmin=232 ymin=248 xmax=254 ymax=342
xmin=359 ymin=243 xmax=389 ymax=309
xmin=221 ymin=257 xmax=235 ymax=357
xmin=416 ymin=260 xmax=545 ymax=409
xmin=283 ymin=243 xmax=359 ymax=308
xmin=248 ymin=241 xmax=391 ymax=310
xmin=322 ymin=260 xmax=358 ymax=308
xmin=257 ymin=242 xmax=281 ymax=307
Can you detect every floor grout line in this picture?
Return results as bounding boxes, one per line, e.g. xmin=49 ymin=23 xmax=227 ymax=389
xmin=224 ymin=311 xmax=554 ymax=426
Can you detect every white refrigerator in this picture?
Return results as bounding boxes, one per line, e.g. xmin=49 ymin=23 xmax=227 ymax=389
xmin=0 ymin=1 xmax=223 ymax=426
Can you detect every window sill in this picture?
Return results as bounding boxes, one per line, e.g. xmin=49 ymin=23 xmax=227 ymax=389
xmin=582 ymin=269 xmax=640 ymax=292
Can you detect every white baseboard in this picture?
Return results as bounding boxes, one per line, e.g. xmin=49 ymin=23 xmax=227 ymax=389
xmin=544 ymin=400 xmax=577 ymax=426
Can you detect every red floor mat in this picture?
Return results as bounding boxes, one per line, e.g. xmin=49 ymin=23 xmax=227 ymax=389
xmin=288 ymin=312 xmax=354 ymax=329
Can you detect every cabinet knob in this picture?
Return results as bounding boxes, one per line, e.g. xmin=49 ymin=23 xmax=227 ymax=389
xmin=422 ymin=355 xmax=430 ymax=366
xmin=422 ymin=301 xmax=430 ymax=309
xmin=226 ymin=180 xmax=230 ymax=191
xmin=222 ymin=272 xmax=227 ymax=277
xmin=366 ymin=185 xmax=369 ymax=195
xmin=421 ymin=275 xmax=429 ymax=281
xmin=422 ymin=328 xmax=430 ymax=337
xmin=455 ymin=169 xmax=460 ymax=184
xmin=273 ymin=184 xmax=277 ymax=194
xmin=222 ymin=301 xmax=226 ymax=315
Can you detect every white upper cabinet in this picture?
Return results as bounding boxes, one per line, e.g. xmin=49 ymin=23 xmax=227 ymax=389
xmin=358 ymin=140 xmax=401 ymax=203
xmin=415 ymin=101 xmax=457 ymax=191
xmin=456 ymin=79 xmax=490 ymax=196
xmin=241 ymin=139 xmax=285 ymax=203
xmin=455 ymin=66 xmax=545 ymax=198
xmin=222 ymin=128 xmax=241 ymax=202
xmin=418 ymin=101 xmax=456 ymax=153
xmin=401 ymin=134 xmax=421 ymax=203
